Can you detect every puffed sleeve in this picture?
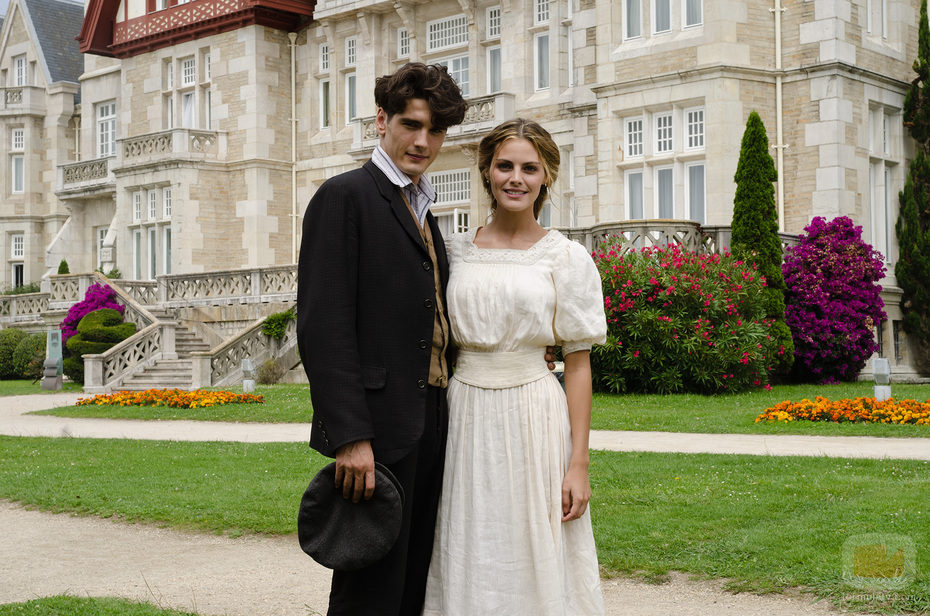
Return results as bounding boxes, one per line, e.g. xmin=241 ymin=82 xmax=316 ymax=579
xmin=552 ymin=238 xmax=608 ymax=355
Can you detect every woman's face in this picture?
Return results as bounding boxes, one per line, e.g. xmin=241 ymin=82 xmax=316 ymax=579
xmin=487 ymin=138 xmax=546 ymax=217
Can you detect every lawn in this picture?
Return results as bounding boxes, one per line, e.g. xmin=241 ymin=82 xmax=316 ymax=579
xmin=0 ymin=596 xmax=199 ymax=616
xmin=0 ymin=436 xmax=926 ymax=614
xmin=0 ymin=379 xmax=82 ymax=396
xmin=27 ymin=382 xmax=930 ymax=438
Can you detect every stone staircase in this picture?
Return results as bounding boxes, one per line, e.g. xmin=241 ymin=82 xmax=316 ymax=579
xmin=117 ymin=309 xmax=211 ymax=391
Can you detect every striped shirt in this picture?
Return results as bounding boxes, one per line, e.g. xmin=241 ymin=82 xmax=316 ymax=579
xmin=371 ymin=145 xmax=437 ymax=226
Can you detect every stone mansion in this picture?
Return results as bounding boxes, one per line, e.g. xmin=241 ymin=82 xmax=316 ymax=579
xmin=0 ymin=0 xmax=924 ymax=378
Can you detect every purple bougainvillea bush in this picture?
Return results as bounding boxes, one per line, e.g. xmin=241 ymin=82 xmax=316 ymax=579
xmin=782 ymin=216 xmax=886 ymax=383
xmin=60 ymin=283 xmax=124 ymax=345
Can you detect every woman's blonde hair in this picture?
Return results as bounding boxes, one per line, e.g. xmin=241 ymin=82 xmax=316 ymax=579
xmin=478 ymin=118 xmax=560 ymax=218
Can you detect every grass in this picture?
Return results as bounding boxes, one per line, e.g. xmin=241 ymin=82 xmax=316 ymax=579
xmin=29 ymin=382 xmax=930 ymax=438
xmin=0 ymin=596 xmax=199 ymax=616
xmin=0 ymin=379 xmax=82 ymax=396
xmin=0 ymin=436 xmax=926 ymax=614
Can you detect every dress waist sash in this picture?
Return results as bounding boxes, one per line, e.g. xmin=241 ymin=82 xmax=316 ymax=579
xmin=453 ymin=349 xmax=551 ymax=389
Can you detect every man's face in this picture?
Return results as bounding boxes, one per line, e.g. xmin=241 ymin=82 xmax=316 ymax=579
xmin=376 ymin=98 xmax=447 ymax=186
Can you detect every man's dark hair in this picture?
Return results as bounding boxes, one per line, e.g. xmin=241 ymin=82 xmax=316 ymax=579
xmin=374 ymin=63 xmax=467 ymax=131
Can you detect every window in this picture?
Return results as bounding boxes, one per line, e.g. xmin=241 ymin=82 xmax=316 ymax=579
xmin=181 ymin=92 xmax=195 ymax=128
xmin=398 ymin=28 xmax=410 ymax=58
xmin=165 ymin=61 xmax=174 ymax=89
xmin=319 ymin=43 xmax=330 ymax=72
xmin=626 ymin=118 xmax=644 ymax=158
xmin=427 ymin=14 xmax=468 ymax=52
xmin=487 ymin=6 xmax=501 ymax=39
xmin=163 ymin=227 xmax=172 ymax=275
xmin=204 ymin=88 xmax=212 ymax=130
xmin=11 ymin=155 xmax=23 ymax=193
xmin=155 ymin=0 xmax=167 ymax=10
xmin=165 ymin=94 xmax=174 ymax=129
xmin=345 ymin=37 xmax=357 ymax=67
xmin=148 ymin=227 xmax=157 ymax=279
xmin=148 ymin=189 xmax=158 ymax=220
xmin=97 ymin=227 xmax=107 ymax=268
xmin=133 ymin=191 xmax=143 ymax=223
xmin=534 ymin=33 xmax=550 ymax=91
xmin=867 ymin=0 xmax=888 ymax=38
xmin=870 ymin=107 xmax=900 ymax=263
xmin=534 ymin=0 xmax=550 ymax=25
xmin=627 ymin=171 xmax=643 ymax=219
xmin=656 ymin=167 xmax=673 ymax=218
xmin=163 ymin=188 xmax=172 ymax=218
xmin=12 ymin=263 xmax=23 ymax=288
xmin=685 ymin=0 xmax=702 ymax=27
xmin=625 ymin=0 xmax=641 ymax=38
xmin=96 ymin=101 xmax=117 ymax=158
xmin=320 ymin=79 xmax=331 ymax=128
xmin=11 ymin=128 xmax=24 ymax=151
xmin=434 ymin=209 xmax=471 ymax=237
xmin=487 ymin=46 xmax=502 ymax=93
xmin=687 ymin=163 xmax=705 ymax=224
xmin=14 ymin=55 xmax=26 ymax=86
xmin=876 ymin=320 xmax=885 ymax=357
xmin=10 ymin=234 xmax=23 ymax=258
xmin=436 ymin=56 xmax=470 ymax=97
xmin=893 ymin=320 xmax=904 ymax=362
xmin=686 ymin=108 xmax=704 ymax=149
xmin=181 ymin=57 xmax=196 ymax=86
xmin=654 ymin=0 xmax=671 ymax=33
xmin=566 ymin=26 xmax=574 ymax=87
xmin=133 ymin=229 xmax=142 ymax=280
xmin=655 ymin=112 xmax=673 ymax=153
xmin=203 ymin=53 xmax=211 ymax=81
xmin=429 ymin=169 xmax=471 ymax=204
xmin=346 ymin=73 xmax=357 ymax=122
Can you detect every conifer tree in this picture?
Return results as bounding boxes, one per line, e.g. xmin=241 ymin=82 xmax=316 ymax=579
xmin=731 ymin=111 xmax=793 ymax=372
xmin=897 ymin=0 xmax=930 ymax=372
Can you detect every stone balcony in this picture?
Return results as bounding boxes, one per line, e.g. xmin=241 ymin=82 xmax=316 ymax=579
xmin=117 ymin=129 xmax=228 ymax=169
xmin=57 ymin=156 xmax=116 ymax=199
xmin=312 ymin=0 xmax=428 ymax=20
xmin=0 ymin=86 xmax=46 ymax=116
xmin=349 ymin=93 xmax=516 ymax=158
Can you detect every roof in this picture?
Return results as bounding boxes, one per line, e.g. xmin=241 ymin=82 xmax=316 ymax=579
xmin=21 ymin=0 xmax=83 ymax=84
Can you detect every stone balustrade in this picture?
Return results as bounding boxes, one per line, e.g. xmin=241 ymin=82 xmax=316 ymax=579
xmin=191 ymin=316 xmax=296 ymax=388
xmin=59 ymin=157 xmax=114 ymax=193
xmin=0 ymin=86 xmax=45 ymax=113
xmin=119 ymin=128 xmax=226 ymax=165
xmin=159 ymin=264 xmax=297 ymax=307
xmin=115 ymin=280 xmax=159 ymax=306
xmin=83 ymin=321 xmax=177 ymax=394
xmin=0 ymin=292 xmax=48 ymax=322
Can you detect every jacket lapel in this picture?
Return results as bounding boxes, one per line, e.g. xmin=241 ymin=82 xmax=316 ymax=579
xmin=363 ymin=160 xmax=428 ymax=254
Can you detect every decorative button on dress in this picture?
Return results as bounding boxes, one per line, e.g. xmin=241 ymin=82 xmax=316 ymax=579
xmin=423 ymin=228 xmax=608 ymax=616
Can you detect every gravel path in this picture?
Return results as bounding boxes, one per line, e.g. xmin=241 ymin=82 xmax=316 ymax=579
xmin=1 ymin=393 xmax=903 ymax=615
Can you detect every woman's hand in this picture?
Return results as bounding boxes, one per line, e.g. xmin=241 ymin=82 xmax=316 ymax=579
xmin=561 ymin=463 xmax=591 ymax=522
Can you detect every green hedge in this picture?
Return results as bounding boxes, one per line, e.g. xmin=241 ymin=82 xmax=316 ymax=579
xmin=63 ymin=308 xmax=136 ymax=384
xmin=0 ymin=328 xmax=28 ymax=379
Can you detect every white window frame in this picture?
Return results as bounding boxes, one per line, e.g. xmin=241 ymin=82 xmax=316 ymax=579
xmin=436 ymin=55 xmax=470 ymax=97
xmin=166 ymin=94 xmax=174 ymax=129
xmin=133 ymin=229 xmax=142 ymax=280
xmin=203 ymin=88 xmax=212 ymax=130
xmin=427 ymin=14 xmax=469 ymax=52
xmin=96 ymin=227 xmax=107 ymax=268
xmin=534 ymin=0 xmax=550 ymax=25
xmin=655 ymin=112 xmax=673 ymax=154
xmin=181 ymin=91 xmax=195 ymax=128
xmin=155 ymin=0 xmax=167 ymax=10
xmin=163 ymin=187 xmax=172 ymax=218
xmin=203 ymin=53 xmax=211 ymax=81
xmin=626 ymin=117 xmax=644 ymax=158
xmin=11 ymin=155 xmax=24 ymax=194
xmin=655 ymin=165 xmax=674 ymax=218
xmin=397 ymin=28 xmax=410 ymax=58
xmin=487 ymin=46 xmax=502 ymax=94
xmin=487 ymin=5 xmax=501 ymax=39
xmin=319 ymin=43 xmax=330 ymax=72
xmin=345 ymin=37 xmax=357 ymax=67
xmin=685 ymin=107 xmax=705 ymax=151
xmin=654 ymin=0 xmax=671 ymax=34
xmin=626 ymin=169 xmax=644 ymax=219
xmin=96 ymin=101 xmax=117 ymax=158
xmin=566 ymin=26 xmax=574 ymax=87
xmin=11 ymin=128 xmax=24 ymax=151
xmin=429 ymin=168 xmax=471 ymax=205
xmin=148 ymin=189 xmax=158 ymax=221
xmin=163 ymin=227 xmax=172 ymax=275
xmin=684 ymin=0 xmax=703 ymax=28
xmin=181 ymin=57 xmax=196 ymax=86
xmin=624 ymin=0 xmax=641 ymax=39
xmin=13 ymin=55 xmax=26 ymax=86
xmin=10 ymin=233 xmax=24 ymax=259
xmin=534 ymin=32 xmax=550 ymax=91
xmin=686 ymin=162 xmax=705 ymax=224
xmin=165 ymin=61 xmax=174 ymax=89
xmin=345 ymin=72 xmax=357 ymax=123
xmin=148 ymin=227 xmax=157 ymax=280
xmin=320 ymin=79 xmax=331 ymax=129
xmin=11 ymin=263 xmax=24 ymax=288
xmin=133 ymin=191 xmax=143 ymax=223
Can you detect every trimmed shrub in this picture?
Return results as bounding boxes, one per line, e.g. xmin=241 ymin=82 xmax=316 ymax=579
xmin=590 ymin=241 xmax=783 ymax=394
xmin=63 ymin=308 xmax=136 ymax=384
xmin=13 ymin=333 xmax=45 ymax=381
xmin=57 ymin=259 xmax=70 ymax=274
xmin=261 ymin=306 xmax=296 ymax=340
xmin=60 ymin=283 xmax=124 ymax=346
xmin=782 ymin=216 xmax=886 ymax=383
xmin=257 ymin=358 xmax=287 ymax=384
xmin=0 ymin=328 xmax=29 ymax=379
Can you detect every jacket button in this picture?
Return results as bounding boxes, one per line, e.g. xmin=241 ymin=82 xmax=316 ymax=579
xmin=422 ymin=261 xmax=432 ymax=271
xmin=418 ymin=339 xmax=428 ymax=350
xmin=417 ymin=379 xmax=426 ymax=389
xmin=424 ymin=298 xmax=433 ymax=309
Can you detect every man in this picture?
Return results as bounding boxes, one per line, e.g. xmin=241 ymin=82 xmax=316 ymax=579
xmin=297 ymin=63 xmax=467 ymax=616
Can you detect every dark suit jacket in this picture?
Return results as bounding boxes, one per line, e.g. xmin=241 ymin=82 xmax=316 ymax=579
xmin=297 ymin=160 xmax=451 ymax=464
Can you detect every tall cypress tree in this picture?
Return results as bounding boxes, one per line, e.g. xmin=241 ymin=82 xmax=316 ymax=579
xmin=731 ymin=111 xmax=794 ymax=373
xmin=898 ymin=0 xmax=930 ymax=372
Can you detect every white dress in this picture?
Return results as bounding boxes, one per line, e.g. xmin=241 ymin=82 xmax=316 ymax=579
xmin=423 ymin=228 xmax=608 ymax=616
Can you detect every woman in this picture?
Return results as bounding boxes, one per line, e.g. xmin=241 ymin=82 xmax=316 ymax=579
xmin=423 ymin=119 xmax=607 ymax=615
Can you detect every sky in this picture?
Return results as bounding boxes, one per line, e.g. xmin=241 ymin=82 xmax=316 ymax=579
xmin=0 ymin=0 xmax=8 ymax=17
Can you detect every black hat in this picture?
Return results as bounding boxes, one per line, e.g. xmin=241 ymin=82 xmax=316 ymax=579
xmin=297 ymin=462 xmax=405 ymax=570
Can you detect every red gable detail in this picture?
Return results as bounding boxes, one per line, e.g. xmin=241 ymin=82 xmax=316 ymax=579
xmin=77 ymin=0 xmax=122 ymax=57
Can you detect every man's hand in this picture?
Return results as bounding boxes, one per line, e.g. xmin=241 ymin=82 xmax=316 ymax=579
xmin=545 ymin=345 xmax=557 ymax=370
xmin=334 ymin=440 xmax=375 ymax=502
